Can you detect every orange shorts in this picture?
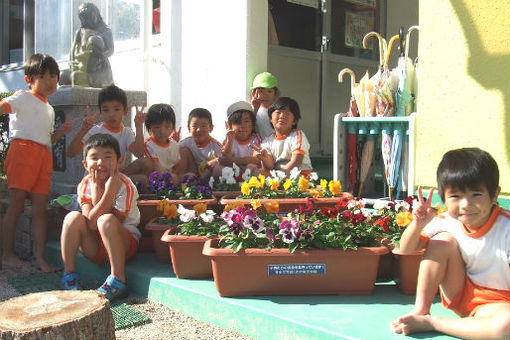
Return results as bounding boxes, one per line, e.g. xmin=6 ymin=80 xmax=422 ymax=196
xmin=442 ymin=277 xmax=510 ymax=317
xmin=85 ymin=231 xmax=138 ymax=264
xmin=4 ymin=139 xmax=53 ymax=195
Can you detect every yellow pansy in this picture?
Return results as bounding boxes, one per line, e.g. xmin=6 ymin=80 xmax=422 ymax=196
xmin=309 ymin=189 xmax=323 ymax=198
xmin=298 ymin=177 xmax=309 ymax=191
xmin=248 ymin=176 xmax=259 ymax=188
xmin=181 ymin=184 xmax=187 ymax=192
xmin=157 ymin=199 xmax=168 ymax=212
xmin=264 ymin=202 xmax=280 ymax=213
xmin=257 ymin=174 xmax=266 ymax=188
xmin=320 ymin=179 xmax=328 ymax=191
xmin=396 ymin=211 xmax=413 ymax=227
xmin=164 ymin=204 xmax=178 ymax=219
xmin=251 ymin=199 xmax=261 ymax=210
xmin=328 ymin=180 xmax=342 ymax=196
xmin=241 ymin=182 xmax=251 ymax=196
xmin=269 ymin=179 xmax=280 ymax=191
xmin=283 ymin=178 xmax=293 ymax=190
xmin=193 ymin=203 xmax=207 ymax=215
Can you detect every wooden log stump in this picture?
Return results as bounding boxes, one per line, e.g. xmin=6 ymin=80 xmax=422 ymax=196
xmin=0 ymin=290 xmax=115 ymax=340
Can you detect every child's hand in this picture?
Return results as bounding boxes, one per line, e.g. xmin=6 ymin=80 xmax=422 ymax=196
xmin=134 ymin=103 xmax=146 ymax=128
xmin=105 ymin=167 xmax=122 ymax=194
xmin=207 ymin=157 xmax=219 ymax=169
xmin=90 ymin=168 xmax=105 ymax=204
xmin=412 ymin=187 xmax=437 ymax=229
xmin=170 ymin=127 xmax=181 ymax=142
xmin=81 ymin=106 xmax=99 ymax=133
xmin=59 ymin=114 xmax=80 ymax=135
xmin=250 ymin=89 xmax=261 ymax=111
xmin=225 ymin=122 xmax=236 ymax=142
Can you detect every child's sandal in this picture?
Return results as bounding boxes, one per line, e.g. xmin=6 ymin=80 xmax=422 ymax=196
xmin=61 ymin=272 xmax=80 ymax=290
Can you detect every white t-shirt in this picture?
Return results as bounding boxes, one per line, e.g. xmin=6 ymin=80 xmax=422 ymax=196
xmin=261 ymin=129 xmax=313 ymax=171
xmin=179 ymin=136 xmax=222 ymax=165
xmin=255 ymin=106 xmax=274 ymax=139
xmin=77 ymin=173 xmax=141 ymax=240
xmin=423 ymin=207 xmax=510 ymax=291
xmin=1 ymin=90 xmax=55 ymax=148
xmin=144 ymin=137 xmax=180 ymax=172
xmin=224 ymin=134 xmax=262 ymax=158
xmin=82 ymin=123 xmax=135 ymax=158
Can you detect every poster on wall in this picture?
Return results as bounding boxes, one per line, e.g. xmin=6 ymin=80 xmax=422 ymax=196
xmin=345 ymin=10 xmax=375 ymax=48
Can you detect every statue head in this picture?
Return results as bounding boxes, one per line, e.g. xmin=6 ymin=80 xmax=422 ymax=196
xmin=78 ymin=3 xmax=106 ymax=30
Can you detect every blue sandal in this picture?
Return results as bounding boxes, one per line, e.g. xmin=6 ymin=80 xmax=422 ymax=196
xmin=97 ymin=275 xmax=128 ymax=301
xmin=61 ymin=272 xmax=80 ymax=290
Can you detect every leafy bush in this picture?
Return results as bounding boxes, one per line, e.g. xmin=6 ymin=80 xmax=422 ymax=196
xmin=0 ymin=92 xmax=11 ymax=174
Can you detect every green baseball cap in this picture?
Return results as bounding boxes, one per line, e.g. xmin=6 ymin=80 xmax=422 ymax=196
xmin=251 ymin=72 xmax=279 ymax=89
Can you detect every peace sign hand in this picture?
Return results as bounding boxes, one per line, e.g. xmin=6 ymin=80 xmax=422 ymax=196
xmin=412 ymin=187 xmax=437 ymax=229
xmin=81 ymin=106 xmax=99 ymax=133
xmin=170 ymin=127 xmax=181 ymax=142
xmin=134 ymin=103 xmax=147 ymax=128
xmin=59 ymin=114 xmax=81 ymax=135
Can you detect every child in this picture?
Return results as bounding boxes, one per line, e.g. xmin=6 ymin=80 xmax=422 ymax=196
xmin=0 ymin=54 xmax=76 ymax=272
xmin=123 ymin=103 xmax=181 ymax=184
xmin=179 ymin=108 xmax=222 ymax=180
xmin=254 ymin=97 xmax=312 ymax=176
xmin=251 ymin=71 xmax=279 ymax=138
xmin=60 ymin=133 xmax=140 ymax=301
xmin=67 ymin=84 xmax=145 ymax=164
xmin=390 ymin=148 xmax=510 ymax=340
xmin=216 ymin=101 xmax=262 ymax=176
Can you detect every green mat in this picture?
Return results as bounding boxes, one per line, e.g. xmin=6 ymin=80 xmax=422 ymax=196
xmin=8 ymin=272 xmax=151 ymax=330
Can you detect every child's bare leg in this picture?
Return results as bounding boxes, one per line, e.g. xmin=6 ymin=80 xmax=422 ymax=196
xmin=123 ymin=158 xmax=152 ymax=185
xmin=2 ymin=188 xmax=29 ymax=267
xmin=61 ymin=211 xmax=98 ymax=273
xmin=180 ymin=147 xmax=197 ymax=174
xmin=391 ymin=232 xmax=465 ymax=334
xmin=31 ymin=193 xmax=59 ymax=272
xmin=96 ymin=214 xmax=130 ymax=283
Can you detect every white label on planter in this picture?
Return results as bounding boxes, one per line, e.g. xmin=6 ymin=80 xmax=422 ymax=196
xmin=267 ymin=263 xmax=326 ymax=275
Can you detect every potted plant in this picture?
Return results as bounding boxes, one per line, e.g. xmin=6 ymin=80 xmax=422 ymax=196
xmin=210 ymin=163 xmax=244 ymax=199
xmin=160 ymin=203 xmax=221 ymax=278
xmin=220 ymin=168 xmax=352 ymax=212
xmin=203 ymin=198 xmax=389 ymax=297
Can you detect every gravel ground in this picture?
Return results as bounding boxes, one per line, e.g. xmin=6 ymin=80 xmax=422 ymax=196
xmin=0 ymin=265 xmax=253 ymax=340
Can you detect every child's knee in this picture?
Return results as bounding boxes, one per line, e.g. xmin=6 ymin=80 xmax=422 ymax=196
xmin=428 ymin=232 xmax=458 ymax=253
xmin=97 ymin=213 xmax=121 ymax=234
xmin=62 ymin=211 xmax=85 ymax=229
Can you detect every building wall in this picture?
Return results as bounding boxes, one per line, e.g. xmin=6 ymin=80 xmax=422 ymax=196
xmin=416 ymin=0 xmax=510 ymax=194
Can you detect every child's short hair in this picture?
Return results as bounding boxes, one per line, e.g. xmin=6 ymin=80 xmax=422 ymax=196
xmin=437 ymin=147 xmax=499 ymax=201
xmin=145 ymin=103 xmax=176 ymax=131
xmin=25 ymin=54 xmax=60 ymax=83
xmin=268 ymin=97 xmax=301 ymax=129
xmin=187 ymin=108 xmax=213 ymax=128
xmin=226 ymin=101 xmax=256 ymax=134
xmin=83 ymin=133 xmax=121 ymax=160
xmin=98 ymin=84 xmax=127 ymax=109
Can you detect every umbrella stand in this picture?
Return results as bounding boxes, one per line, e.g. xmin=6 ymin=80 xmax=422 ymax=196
xmin=357 ymin=123 xmax=379 ymax=198
xmin=381 ymin=123 xmax=392 ymax=199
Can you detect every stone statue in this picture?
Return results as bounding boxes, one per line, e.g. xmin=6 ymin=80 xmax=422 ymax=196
xmin=60 ymin=3 xmax=114 ymax=87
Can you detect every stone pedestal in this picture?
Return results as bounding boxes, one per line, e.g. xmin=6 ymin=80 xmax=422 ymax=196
xmin=48 ymin=86 xmax=146 ymax=195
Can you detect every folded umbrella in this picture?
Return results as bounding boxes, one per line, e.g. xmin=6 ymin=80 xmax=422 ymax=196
xmin=404 ymin=25 xmax=419 ymax=114
xmin=388 ymin=127 xmax=403 ymax=200
xmin=357 ymin=135 xmax=375 ymax=198
xmin=338 ymin=68 xmax=359 ymax=117
xmin=375 ymin=34 xmax=399 ymax=117
xmin=381 ymin=124 xmax=392 ymax=199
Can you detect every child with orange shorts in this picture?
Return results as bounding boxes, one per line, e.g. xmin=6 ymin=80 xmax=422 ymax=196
xmin=60 ymin=133 xmax=140 ymax=301
xmin=390 ymin=148 xmax=510 ymax=340
xmin=0 ymin=54 xmax=77 ymax=271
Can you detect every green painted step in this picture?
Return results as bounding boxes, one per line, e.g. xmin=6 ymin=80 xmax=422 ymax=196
xmin=311 ymin=157 xmax=333 ymax=181
xmin=46 ymin=241 xmax=457 ymax=340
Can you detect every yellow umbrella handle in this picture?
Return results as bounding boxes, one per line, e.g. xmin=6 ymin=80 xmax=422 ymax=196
xmin=405 ymin=26 xmax=420 ymax=61
xmin=384 ymin=35 xmax=400 ymax=67
xmin=338 ymin=68 xmax=357 ymax=93
xmin=363 ymin=32 xmax=385 ymax=66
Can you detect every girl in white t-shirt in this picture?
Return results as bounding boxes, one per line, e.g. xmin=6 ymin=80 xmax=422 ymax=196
xmin=124 ymin=104 xmax=181 ymax=185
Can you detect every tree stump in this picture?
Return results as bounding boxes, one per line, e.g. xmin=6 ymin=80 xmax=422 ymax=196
xmin=0 ymin=290 xmax=115 ymax=340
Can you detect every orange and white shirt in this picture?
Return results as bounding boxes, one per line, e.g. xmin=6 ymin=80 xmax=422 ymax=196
xmin=144 ymin=137 xmax=180 ymax=172
xmin=77 ymin=173 xmax=141 ymax=241
xmin=82 ymin=123 xmax=135 ymax=158
xmin=260 ymin=129 xmax=312 ymax=171
xmin=1 ymin=90 xmax=54 ymax=148
xmin=423 ymin=207 xmax=510 ymax=291
xmin=223 ymin=133 xmax=262 ymax=158
xmin=179 ymin=136 xmax=222 ymax=165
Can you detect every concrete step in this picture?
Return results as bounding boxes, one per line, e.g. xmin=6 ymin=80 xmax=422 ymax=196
xmin=46 ymin=241 xmax=456 ymax=340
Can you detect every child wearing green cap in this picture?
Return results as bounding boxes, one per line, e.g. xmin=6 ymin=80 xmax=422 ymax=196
xmin=251 ymin=71 xmax=279 ymax=139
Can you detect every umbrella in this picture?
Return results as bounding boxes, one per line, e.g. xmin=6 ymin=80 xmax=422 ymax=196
xmin=347 ymin=126 xmax=357 ymax=192
xmin=381 ymin=124 xmax=392 ymax=198
xmin=357 ymin=135 xmax=375 ymax=198
xmin=338 ymin=68 xmax=359 ymax=117
xmin=362 ymin=32 xmax=387 ymax=117
xmin=393 ymin=27 xmax=410 ymax=116
xmin=375 ymin=34 xmax=399 ymax=117
xmin=404 ymin=26 xmax=419 ymax=114
xmin=397 ymin=130 xmax=409 ymax=199
xmin=388 ymin=127 xmax=403 ymax=200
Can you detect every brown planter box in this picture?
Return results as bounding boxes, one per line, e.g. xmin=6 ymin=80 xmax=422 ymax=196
xmin=392 ymin=248 xmax=425 ymax=295
xmin=219 ymin=193 xmax=353 ymax=213
xmin=203 ymin=239 xmax=388 ymax=297
xmin=145 ymin=217 xmax=178 ymax=263
xmin=161 ymin=229 xmax=214 ymax=279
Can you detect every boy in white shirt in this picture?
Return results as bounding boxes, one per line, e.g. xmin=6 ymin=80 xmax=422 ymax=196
xmin=391 ymin=148 xmax=510 ymax=340
xmin=250 ymin=72 xmax=279 ymax=139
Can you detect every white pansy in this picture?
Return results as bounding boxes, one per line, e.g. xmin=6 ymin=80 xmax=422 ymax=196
xmin=289 ymin=167 xmax=300 ymax=181
xmin=200 ymin=210 xmax=216 ymax=223
xmin=208 ymin=176 xmax=215 ymax=189
xmin=232 ymin=163 xmax=240 ymax=177
xmin=178 ymin=204 xmax=196 ymax=222
xmin=309 ymin=172 xmax=318 ymax=181
xmin=372 ymin=200 xmax=389 ymax=210
xmin=242 ymin=168 xmax=252 ymax=182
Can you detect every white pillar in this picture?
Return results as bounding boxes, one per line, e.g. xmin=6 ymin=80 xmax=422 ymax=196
xmin=180 ymin=0 xmax=267 ymax=140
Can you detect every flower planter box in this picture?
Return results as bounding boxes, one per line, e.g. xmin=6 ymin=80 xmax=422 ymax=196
xmin=212 ymin=191 xmax=241 ymax=200
xmin=145 ymin=217 xmax=178 ymax=263
xmin=219 ymin=193 xmax=353 ymax=213
xmin=203 ymin=239 xmax=389 ymax=297
xmin=392 ymin=248 xmax=425 ymax=295
xmin=161 ymin=229 xmax=214 ymax=279
xmin=138 ymin=198 xmax=217 ymax=253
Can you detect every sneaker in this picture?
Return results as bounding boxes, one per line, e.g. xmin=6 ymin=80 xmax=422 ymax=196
xmin=97 ymin=275 xmax=128 ymax=301
xmin=61 ymin=272 xmax=80 ymax=290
